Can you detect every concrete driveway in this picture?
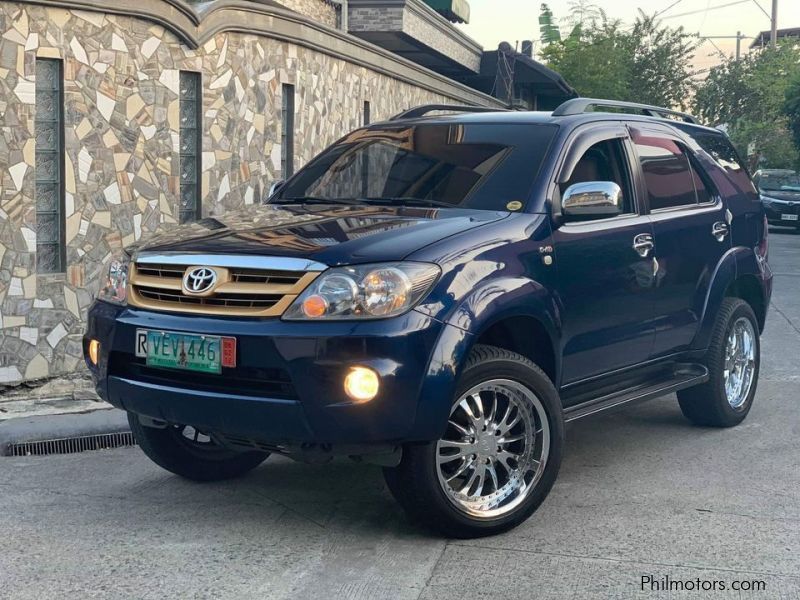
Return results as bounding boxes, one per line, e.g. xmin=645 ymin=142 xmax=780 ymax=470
xmin=1 ymin=231 xmax=798 ymax=599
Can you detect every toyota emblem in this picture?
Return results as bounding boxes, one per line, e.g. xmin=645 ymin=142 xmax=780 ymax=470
xmin=183 ymin=267 xmax=218 ymax=294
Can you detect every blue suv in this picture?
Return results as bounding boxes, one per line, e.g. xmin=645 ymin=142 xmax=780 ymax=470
xmin=85 ymin=99 xmax=773 ymax=537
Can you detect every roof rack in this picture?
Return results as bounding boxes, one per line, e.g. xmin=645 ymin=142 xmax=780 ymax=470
xmin=552 ymin=98 xmax=700 ymax=125
xmin=390 ymin=104 xmax=509 ymax=121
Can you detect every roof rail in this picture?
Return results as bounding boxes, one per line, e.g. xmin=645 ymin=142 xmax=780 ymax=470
xmin=390 ymin=104 xmax=509 ymax=121
xmin=552 ymin=98 xmax=700 ymax=125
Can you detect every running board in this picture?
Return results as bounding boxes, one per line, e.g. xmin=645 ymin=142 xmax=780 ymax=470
xmin=563 ymin=364 xmax=709 ymax=423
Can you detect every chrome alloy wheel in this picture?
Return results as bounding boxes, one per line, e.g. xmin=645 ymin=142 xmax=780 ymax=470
xmin=724 ymin=317 xmax=757 ymax=410
xmin=436 ymin=379 xmax=550 ymax=519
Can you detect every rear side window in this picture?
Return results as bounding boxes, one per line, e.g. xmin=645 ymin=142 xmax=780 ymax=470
xmin=673 ymin=125 xmax=753 ymax=192
xmin=632 ymin=131 xmax=697 ymax=210
xmin=690 ymin=161 xmax=712 ymax=204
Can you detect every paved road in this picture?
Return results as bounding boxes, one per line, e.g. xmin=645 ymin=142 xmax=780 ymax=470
xmin=2 ymin=231 xmax=799 ymax=600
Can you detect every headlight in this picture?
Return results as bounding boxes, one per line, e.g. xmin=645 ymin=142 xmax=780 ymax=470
xmin=283 ymin=262 xmax=440 ymax=321
xmin=98 ymin=253 xmax=130 ymax=305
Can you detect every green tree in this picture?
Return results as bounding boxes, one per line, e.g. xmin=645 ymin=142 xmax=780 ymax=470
xmin=694 ymin=42 xmax=800 ymax=169
xmin=564 ymin=0 xmax=604 ymax=34
xmin=541 ymin=11 xmax=696 ymax=108
xmin=784 ymin=73 xmax=800 ymax=164
xmin=539 ymin=3 xmax=561 ymax=46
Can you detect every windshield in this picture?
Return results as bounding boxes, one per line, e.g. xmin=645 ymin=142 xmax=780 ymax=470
xmin=276 ymin=123 xmax=558 ymax=211
xmin=757 ymin=172 xmax=800 ymax=193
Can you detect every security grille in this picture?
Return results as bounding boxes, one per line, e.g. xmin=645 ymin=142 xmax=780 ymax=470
xmin=35 ymin=58 xmax=65 ymax=273
xmin=179 ymin=71 xmax=202 ymax=223
xmin=282 ymin=84 xmax=295 ymax=178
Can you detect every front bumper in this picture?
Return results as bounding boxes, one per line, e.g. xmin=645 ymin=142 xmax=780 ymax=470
xmin=85 ymin=302 xmax=466 ymax=446
xmin=763 ymin=200 xmax=800 ymax=225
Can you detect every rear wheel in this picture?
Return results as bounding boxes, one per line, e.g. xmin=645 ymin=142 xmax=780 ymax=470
xmin=128 ymin=413 xmax=268 ymax=481
xmin=677 ymin=298 xmax=760 ymax=427
xmin=384 ymin=345 xmax=564 ymax=538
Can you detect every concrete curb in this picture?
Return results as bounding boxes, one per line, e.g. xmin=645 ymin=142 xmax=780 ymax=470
xmin=0 ymin=408 xmax=130 ymax=456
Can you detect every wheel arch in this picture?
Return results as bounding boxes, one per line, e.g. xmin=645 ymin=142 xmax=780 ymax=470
xmin=411 ymin=281 xmax=562 ymax=442
xmin=693 ymin=247 xmax=768 ymax=351
xmin=725 ymin=274 xmax=767 ymax=332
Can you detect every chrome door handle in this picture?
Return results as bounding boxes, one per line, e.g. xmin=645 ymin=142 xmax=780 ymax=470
xmin=712 ymin=222 xmax=730 ymax=242
xmin=633 ymin=233 xmax=654 ymax=258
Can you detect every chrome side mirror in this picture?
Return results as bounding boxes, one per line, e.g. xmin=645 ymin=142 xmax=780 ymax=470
xmin=562 ymin=181 xmax=624 ymax=219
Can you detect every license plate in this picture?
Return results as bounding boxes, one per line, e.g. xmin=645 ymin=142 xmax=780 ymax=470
xmin=781 ymin=214 xmax=799 ymax=221
xmin=135 ymin=329 xmax=235 ymax=374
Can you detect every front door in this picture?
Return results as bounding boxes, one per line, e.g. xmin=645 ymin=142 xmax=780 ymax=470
xmin=551 ymin=126 xmax=657 ymax=386
xmin=628 ymin=125 xmax=733 ymax=357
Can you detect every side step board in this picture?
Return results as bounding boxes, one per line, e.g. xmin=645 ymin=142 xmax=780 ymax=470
xmin=563 ymin=365 xmax=709 ymax=423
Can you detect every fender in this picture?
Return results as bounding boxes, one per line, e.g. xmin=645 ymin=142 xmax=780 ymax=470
xmin=410 ymin=276 xmax=561 ymax=441
xmin=691 ymin=246 xmax=763 ymax=351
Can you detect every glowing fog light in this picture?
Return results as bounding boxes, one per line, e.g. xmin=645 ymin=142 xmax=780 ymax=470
xmin=344 ymin=366 xmax=380 ymax=403
xmin=88 ymin=339 xmax=100 ymax=366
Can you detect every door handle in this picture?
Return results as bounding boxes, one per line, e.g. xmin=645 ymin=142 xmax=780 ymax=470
xmin=633 ymin=233 xmax=654 ymax=258
xmin=712 ymin=222 xmax=729 ymax=242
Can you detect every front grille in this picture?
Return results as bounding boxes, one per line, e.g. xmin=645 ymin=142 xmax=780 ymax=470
xmin=135 ymin=264 xmax=185 ymax=279
xmin=136 ymin=286 xmax=282 ymax=310
xmin=128 ymin=261 xmax=319 ymax=317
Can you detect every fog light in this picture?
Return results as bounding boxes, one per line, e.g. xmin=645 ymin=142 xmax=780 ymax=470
xmin=88 ymin=339 xmax=100 ymax=366
xmin=344 ymin=366 xmax=380 ymax=403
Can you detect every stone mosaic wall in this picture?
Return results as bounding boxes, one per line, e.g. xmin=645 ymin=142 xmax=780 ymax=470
xmin=273 ymin=0 xmax=339 ymax=28
xmin=0 ymin=2 xmax=485 ymax=383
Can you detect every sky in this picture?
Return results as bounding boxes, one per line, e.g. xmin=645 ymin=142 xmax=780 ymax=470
xmin=457 ymin=0 xmax=800 ymax=75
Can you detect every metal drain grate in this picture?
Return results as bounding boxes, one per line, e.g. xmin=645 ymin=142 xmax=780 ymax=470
xmin=7 ymin=431 xmax=136 ymax=457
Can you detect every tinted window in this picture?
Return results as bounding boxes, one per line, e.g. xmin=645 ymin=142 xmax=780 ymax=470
xmin=278 ymin=124 xmax=558 ymax=211
xmin=562 ymin=138 xmax=634 ymax=215
xmin=674 ymin=125 xmax=752 ymax=192
xmin=756 ymin=171 xmax=800 ymax=192
xmin=690 ymin=161 xmax=712 ymax=204
xmin=632 ymin=132 xmax=697 ymax=210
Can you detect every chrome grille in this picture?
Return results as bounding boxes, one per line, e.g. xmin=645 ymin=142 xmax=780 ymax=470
xmin=136 ymin=286 xmax=282 ymax=309
xmin=128 ymin=258 xmax=320 ymax=317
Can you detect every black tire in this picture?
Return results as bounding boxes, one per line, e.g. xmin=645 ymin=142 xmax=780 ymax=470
xmin=128 ymin=413 xmax=268 ymax=481
xmin=677 ymin=298 xmax=760 ymax=427
xmin=384 ymin=344 xmax=564 ymax=538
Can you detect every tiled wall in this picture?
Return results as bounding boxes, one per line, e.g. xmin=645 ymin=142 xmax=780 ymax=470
xmin=274 ymin=0 xmax=339 ymax=28
xmin=0 ymin=2 xmax=479 ymax=383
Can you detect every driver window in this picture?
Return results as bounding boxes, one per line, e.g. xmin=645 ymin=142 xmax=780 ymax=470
xmin=562 ymin=139 xmax=634 ymax=216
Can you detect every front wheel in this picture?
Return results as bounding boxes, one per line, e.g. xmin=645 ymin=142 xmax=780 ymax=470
xmin=677 ymin=298 xmax=761 ymax=427
xmin=384 ymin=345 xmax=564 ymax=538
xmin=128 ymin=413 xmax=268 ymax=481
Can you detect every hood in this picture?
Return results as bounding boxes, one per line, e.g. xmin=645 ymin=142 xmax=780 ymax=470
xmin=761 ymin=189 xmax=800 ymax=202
xmin=134 ymin=204 xmax=508 ymax=266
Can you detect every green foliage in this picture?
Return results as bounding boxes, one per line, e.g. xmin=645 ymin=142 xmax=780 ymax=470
xmin=538 ymin=3 xmax=561 ymax=46
xmin=785 ymin=74 xmax=800 ymax=162
xmin=540 ymin=11 xmax=696 ymax=108
xmin=694 ymin=42 xmax=800 ymax=169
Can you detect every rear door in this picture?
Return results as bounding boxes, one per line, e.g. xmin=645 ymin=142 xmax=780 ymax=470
xmin=629 ymin=124 xmax=733 ymax=358
xmin=551 ymin=124 xmax=657 ymax=385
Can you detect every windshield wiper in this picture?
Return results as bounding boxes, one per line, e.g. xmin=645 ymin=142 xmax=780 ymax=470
xmin=361 ymin=197 xmax=457 ymax=209
xmin=271 ymin=197 xmax=369 ymax=207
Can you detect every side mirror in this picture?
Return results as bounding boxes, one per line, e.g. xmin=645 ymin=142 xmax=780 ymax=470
xmin=267 ymin=179 xmax=285 ymax=202
xmin=562 ymin=181 xmax=624 ymax=220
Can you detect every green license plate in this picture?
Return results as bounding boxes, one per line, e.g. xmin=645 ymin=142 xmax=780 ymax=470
xmin=136 ymin=329 xmax=222 ymax=374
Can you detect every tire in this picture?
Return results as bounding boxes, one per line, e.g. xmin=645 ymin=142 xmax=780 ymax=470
xmin=677 ymin=298 xmax=760 ymax=427
xmin=128 ymin=413 xmax=268 ymax=481
xmin=384 ymin=344 xmax=564 ymax=538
